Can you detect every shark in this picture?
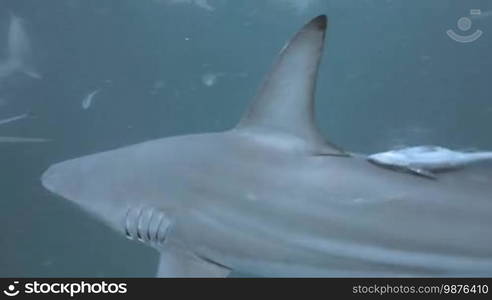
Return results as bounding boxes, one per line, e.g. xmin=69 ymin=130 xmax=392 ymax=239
xmin=0 ymin=12 xmax=40 ymax=84
xmin=41 ymin=15 xmax=492 ymax=277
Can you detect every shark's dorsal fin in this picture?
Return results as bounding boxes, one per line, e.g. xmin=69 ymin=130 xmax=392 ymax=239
xmin=236 ymin=15 xmax=345 ymax=156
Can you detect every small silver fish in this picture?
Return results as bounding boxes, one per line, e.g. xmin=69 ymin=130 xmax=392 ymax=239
xmin=201 ymin=72 xmax=247 ymax=87
xmin=201 ymin=72 xmax=225 ymax=87
xmin=0 ymin=113 xmax=28 ymax=126
xmin=368 ymin=145 xmax=492 ymax=179
xmin=81 ymin=89 xmax=101 ymax=110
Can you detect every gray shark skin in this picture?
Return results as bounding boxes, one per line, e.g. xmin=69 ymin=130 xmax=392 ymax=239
xmin=41 ymin=15 xmax=492 ymax=277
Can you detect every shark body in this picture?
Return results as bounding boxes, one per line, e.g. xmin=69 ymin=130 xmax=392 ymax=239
xmin=41 ymin=16 xmax=492 ymax=277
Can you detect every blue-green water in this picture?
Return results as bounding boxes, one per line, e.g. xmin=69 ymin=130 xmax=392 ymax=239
xmin=1 ymin=0 xmax=491 ymax=276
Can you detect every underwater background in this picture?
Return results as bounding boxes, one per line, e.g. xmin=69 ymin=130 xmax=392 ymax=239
xmin=1 ymin=0 xmax=491 ymax=277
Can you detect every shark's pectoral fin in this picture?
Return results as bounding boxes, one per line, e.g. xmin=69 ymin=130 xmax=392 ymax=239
xmin=236 ymin=15 xmax=345 ymax=156
xmin=156 ymin=244 xmax=231 ymax=278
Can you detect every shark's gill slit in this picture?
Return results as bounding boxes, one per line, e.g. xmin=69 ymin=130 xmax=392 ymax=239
xmin=146 ymin=208 xmax=155 ymax=242
xmin=124 ymin=213 xmax=131 ymax=239
xmin=124 ymin=207 xmax=136 ymax=239
xmin=150 ymin=212 xmax=164 ymax=242
xmin=156 ymin=215 xmax=169 ymax=244
xmin=136 ymin=208 xmax=146 ymax=242
xmin=124 ymin=206 xmax=168 ymax=246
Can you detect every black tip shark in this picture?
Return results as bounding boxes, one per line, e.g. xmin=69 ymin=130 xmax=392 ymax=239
xmin=42 ymin=15 xmax=492 ymax=277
